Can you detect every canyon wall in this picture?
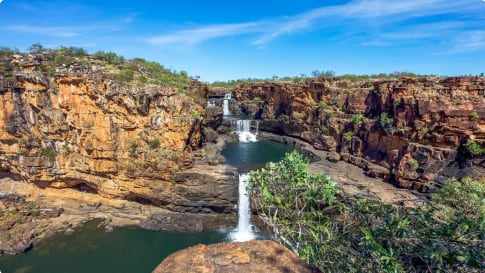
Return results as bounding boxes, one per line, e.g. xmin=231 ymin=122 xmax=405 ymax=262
xmin=0 ymin=53 xmax=236 ymax=215
xmin=231 ymin=77 xmax=485 ymax=191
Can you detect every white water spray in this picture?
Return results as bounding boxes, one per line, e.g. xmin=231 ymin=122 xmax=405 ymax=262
xmin=223 ymin=93 xmax=231 ymax=116
xmin=230 ymin=173 xmax=256 ymax=242
xmin=232 ymin=120 xmax=258 ymax=142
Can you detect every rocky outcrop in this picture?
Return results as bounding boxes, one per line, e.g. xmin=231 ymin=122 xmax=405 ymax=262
xmin=0 ymin=190 xmax=63 ymax=255
xmin=231 ymin=77 xmax=485 ymax=191
xmin=152 ymin=240 xmax=321 ymax=273
xmin=0 ymin=53 xmax=237 ymax=215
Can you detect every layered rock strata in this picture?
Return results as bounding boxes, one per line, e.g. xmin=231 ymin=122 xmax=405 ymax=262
xmin=230 ymin=77 xmax=485 ymax=191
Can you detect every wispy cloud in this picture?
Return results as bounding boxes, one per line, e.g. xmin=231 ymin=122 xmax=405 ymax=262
xmin=147 ymin=0 xmax=484 ymax=53
xmin=147 ymin=22 xmax=261 ymax=45
xmin=5 ymin=25 xmax=81 ymax=37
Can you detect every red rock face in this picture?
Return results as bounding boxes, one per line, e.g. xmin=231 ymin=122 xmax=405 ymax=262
xmin=230 ymin=77 xmax=485 ymax=191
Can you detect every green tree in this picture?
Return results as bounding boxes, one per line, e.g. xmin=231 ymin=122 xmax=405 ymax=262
xmin=28 ymin=43 xmax=45 ymax=53
xmin=249 ymin=150 xmax=484 ymax=272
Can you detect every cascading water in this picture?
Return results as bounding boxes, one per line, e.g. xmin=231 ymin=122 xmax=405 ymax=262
xmin=232 ymin=120 xmax=258 ymax=142
xmin=207 ymin=99 xmax=215 ymax=107
xmin=229 ymin=173 xmax=256 ymax=242
xmin=223 ymin=93 xmax=231 ymax=116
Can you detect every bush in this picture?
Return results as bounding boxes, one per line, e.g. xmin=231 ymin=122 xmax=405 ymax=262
xmin=409 ymin=158 xmax=419 ymax=171
xmin=40 ymin=147 xmax=57 ymax=159
xmin=249 ymin=150 xmax=485 ymax=272
xmin=464 ymin=141 xmax=485 ymax=157
xmin=470 ymin=111 xmax=479 ymax=119
xmin=54 ymin=54 xmax=74 ymax=66
xmin=113 ymin=69 xmax=134 ymax=83
xmin=352 ymin=113 xmax=363 ymax=124
xmin=147 ymin=139 xmax=160 ymax=149
xmin=380 ymin=112 xmax=394 ymax=128
xmin=343 ymin=131 xmax=353 ymax=142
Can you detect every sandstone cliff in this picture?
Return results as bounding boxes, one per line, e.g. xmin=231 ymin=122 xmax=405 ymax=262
xmin=230 ymin=77 xmax=485 ymax=191
xmin=0 ymin=51 xmax=235 ymax=215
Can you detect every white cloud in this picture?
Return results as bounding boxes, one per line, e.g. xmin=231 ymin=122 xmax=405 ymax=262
xmin=146 ymin=0 xmax=485 ymax=51
xmin=0 ymin=0 xmax=4 ymax=4
xmin=147 ymin=22 xmax=260 ymax=45
xmin=5 ymin=25 xmax=80 ymax=37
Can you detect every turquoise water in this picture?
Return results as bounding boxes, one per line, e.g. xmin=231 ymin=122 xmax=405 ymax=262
xmin=0 ymin=220 xmax=227 ymax=273
xmin=0 ymin=140 xmax=293 ymax=273
xmin=222 ymin=141 xmax=294 ymax=171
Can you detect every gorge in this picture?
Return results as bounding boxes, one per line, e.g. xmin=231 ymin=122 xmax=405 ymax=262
xmin=0 ymin=49 xmax=484 ymax=272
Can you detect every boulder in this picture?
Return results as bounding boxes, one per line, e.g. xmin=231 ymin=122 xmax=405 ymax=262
xmin=152 ymin=240 xmax=321 ymax=273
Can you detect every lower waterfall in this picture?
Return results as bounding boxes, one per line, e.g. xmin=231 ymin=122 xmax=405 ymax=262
xmin=229 ymin=173 xmax=256 ymax=242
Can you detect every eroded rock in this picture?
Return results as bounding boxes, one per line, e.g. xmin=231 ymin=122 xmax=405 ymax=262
xmin=152 ymin=240 xmax=321 ymax=273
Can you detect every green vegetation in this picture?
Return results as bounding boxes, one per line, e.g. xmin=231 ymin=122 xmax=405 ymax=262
xmin=0 ymin=43 xmax=194 ymax=93
xmin=253 ymin=96 xmax=262 ymax=103
xmin=380 ymin=112 xmax=394 ymax=128
xmin=464 ymin=141 xmax=485 ymax=157
xmin=54 ymin=54 xmax=74 ymax=66
xmin=146 ymin=138 xmax=160 ymax=149
xmin=193 ymin=111 xmax=201 ymax=120
xmin=321 ymin=127 xmax=329 ymax=135
xmin=129 ymin=140 xmax=138 ymax=157
xmin=113 ymin=69 xmax=134 ymax=83
xmin=18 ymin=149 xmax=29 ymax=156
xmin=40 ymin=147 xmax=57 ymax=159
xmin=209 ymin=71 xmax=437 ymax=88
xmin=351 ymin=113 xmax=364 ymax=124
xmin=469 ymin=111 xmax=479 ymax=119
xmin=409 ymin=158 xmax=419 ymax=171
xmin=343 ymin=131 xmax=353 ymax=142
xmin=249 ymin=151 xmax=485 ymax=272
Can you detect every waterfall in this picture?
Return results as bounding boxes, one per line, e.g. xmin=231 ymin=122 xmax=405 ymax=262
xmin=232 ymin=120 xmax=257 ymax=142
xmin=207 ymin=99 xmax=215 ymax=107
xmin=223 ymin=93 xmax=231 ymax=116
xmin=230 ymin=173 xmax=256 ymax=242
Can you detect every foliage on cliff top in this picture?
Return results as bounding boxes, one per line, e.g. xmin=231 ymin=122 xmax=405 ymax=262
xmin=249 ymin=151 xmax=485 ymax=273
xmin=208 ymin=71 xmax=441 ymax=88
xmin=0 ymin=44 xmax=194 ymax=94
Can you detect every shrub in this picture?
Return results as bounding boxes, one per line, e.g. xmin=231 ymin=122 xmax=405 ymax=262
xmin=253 ymin=96 xmax=262 ymax=103
xmin=352 ymin=113 xmax=363 ymax=124
xmin=40 ymin=147 xmax=57 ymax=159
xmin=18 ymin=149 xmax=29 ymax=156
xmin=250 ymin=156 xmax=485 ymax=273
xmin=129 ymin=140 xmax=138 ymax=157
xmin=147 ymin=139 xmax=160 ymax=149
xmin=321 ymin=127 xmax=329 ymax=135
xmin=380 ymin=112 xmax=394 ymax=128
xmin=343 ymin=131 xmax=353 ymax=142
xmin=469 ymin=111 xmax=479 ymax=119
xmin=113 ymin=69 xmax=134 ymax=83
xmin=464 ymin=141 xmax=485 ymax=157
xmin=409 ymin=158 xmax=419 ymax=171
xmin=54 ymin=54 xmax=74 ymax=66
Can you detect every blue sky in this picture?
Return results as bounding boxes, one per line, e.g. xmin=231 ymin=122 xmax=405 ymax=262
xmin=0 ymin=0 xmax=484 ymax=82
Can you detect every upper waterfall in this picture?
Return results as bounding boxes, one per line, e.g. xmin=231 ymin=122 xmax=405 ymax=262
xmin=223 ymin=93 xmax=231 ymax=116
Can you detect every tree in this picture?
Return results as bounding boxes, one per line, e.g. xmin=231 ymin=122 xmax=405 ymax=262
xmin=249 ymin=150 xmax=485 ymax=272
xmin=28 ymin=43 xmax=45 ymax=53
